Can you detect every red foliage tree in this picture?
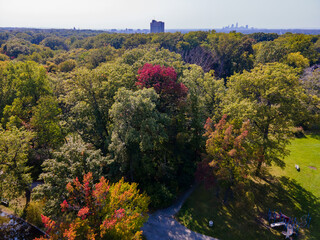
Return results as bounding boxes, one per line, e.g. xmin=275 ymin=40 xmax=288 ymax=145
xmin=34 ymin=172 xmax=149 ymax=240
xmin=136 ymin=63 xmax=188 ymax=110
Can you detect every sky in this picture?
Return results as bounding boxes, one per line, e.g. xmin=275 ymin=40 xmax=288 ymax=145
xmin=0 ymin=0 xmax=320 ymax=30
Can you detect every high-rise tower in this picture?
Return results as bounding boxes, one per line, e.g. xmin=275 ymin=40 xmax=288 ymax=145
xmin=150 ymin=20 xmax=165 ymax=33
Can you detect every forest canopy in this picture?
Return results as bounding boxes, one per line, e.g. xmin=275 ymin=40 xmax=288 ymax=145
xmin=0 ymin=28 xmax=319 ymax=239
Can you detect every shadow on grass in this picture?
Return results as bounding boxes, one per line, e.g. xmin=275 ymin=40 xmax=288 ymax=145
xmin=177 ymin=175 xmax=320 ymax=240
xmin=308 ymin=133 xmax=320 ymax=140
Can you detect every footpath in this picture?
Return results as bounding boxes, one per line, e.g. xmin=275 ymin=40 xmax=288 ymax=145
xmin=141 ymin=185 xmax=219 ymax=240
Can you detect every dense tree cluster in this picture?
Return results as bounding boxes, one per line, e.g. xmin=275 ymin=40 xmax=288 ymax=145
xmin=0 ymin=28 xmax=319 ymax=239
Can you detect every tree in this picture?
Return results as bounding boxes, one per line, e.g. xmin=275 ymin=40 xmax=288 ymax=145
xmin=40 ymin=36 xmax=68 ymax=51
xmin=254 ymin=40 xmax=288 ymax=65
xmin=0 ymin=126 xmax=33 ymax=205
xmin=63 ymin=64 xmax=136 ymax=154
xmin=1 ymin=61 xmax=51 ymax=128
xmin=85 ymin=46 xmax=117 ymax=69
xmin=200 ymin=115 xmax=253 ymax=201
xmin=224 ymin=63 xmax=305 ymax=174
xmin=284 ymin=52 xmax=309 ymax=70
xmin=136 ymin=63 xmax=188 ymax=112
xmin=204 ymin=115 xmax=252 ymax=183
xmin=181 ymin=65 xmax=225 ymax=161
xmin=109 ymin=88 xmax=168 ymax=183
xmin=205 ymin=32 xmax=254 ymax=78
xmin=151 ymin=32 xmax=183 ymax=51
xmin=2 ymin=38 xmax=31 ymax=58
xmin=254 ymin=34 xmax=319 ymax=66
xmin=34 ymin=135 xmax=109 ymax=217
xmin=248 ymin=32 xmax=279 ymax=42
xmin=0 ymin=62 xmax=16 ymax=120
xmin=58 ymin=59 xmax=76 ymax=72
xmin=283 ymin=34 xmax=319 ymax=64
xmin=30 ymin=95 xmax=65 ymax=149
xmin=35 ymin=172 xmax=149 ymax=240
xmin=299 ymin=67 xmax=320 ymax=128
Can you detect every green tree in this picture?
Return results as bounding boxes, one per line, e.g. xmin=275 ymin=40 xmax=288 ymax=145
xmin=0 ymin=126 xmax=33 ymax=205
xmin=300 ymin=67 xmax=320 ymax=128
xmin=40 ymin=36 xmax=68 ymax=51
xmin=0 ymin=62 xmax=16 ymax=120
xmin=58 ymin=59 xmax=76 ymax=72
xmin=254 ymin=40 xmax=288 ymax=65
xmin=205 ymin=32 xmax=254 ymax=78
xmin=254 ymin=34 xmax=319 ymax=66
xmin=64 ymin=64 xmax=136 ymax=154
xmin=2 ymin=38 xmax=31 ymax=58
xmin=109 ymin=88 xmax=168 ymax=183
xmin=249 ymin=32 xmax=279 ymax=42
xmin=224 ymin=63 xmax=305 ymax=175
xmin=151 ymin=32 xmax=183 ymax=51
xmin=34 ymin=135 xmax=109 ymax=217
xmin=30 ymin=95 xmax=65 ymax=149
xmin=284 ymin=52 xmax=309 ymax=70
xmin=181 ymin=65 xmax=225 ymax=160
xmin=1 ymin=61 xmax=51 ymax=128
xmin=284 ymin=34 xmax=319 ymax=64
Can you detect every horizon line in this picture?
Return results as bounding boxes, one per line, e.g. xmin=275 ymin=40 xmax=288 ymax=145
xmin=1 ymin=26 xmax=320 ymax=31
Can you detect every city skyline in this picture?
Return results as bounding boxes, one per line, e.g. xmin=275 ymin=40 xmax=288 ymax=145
xmin=0 ymin=0 xmax=319 ymax=29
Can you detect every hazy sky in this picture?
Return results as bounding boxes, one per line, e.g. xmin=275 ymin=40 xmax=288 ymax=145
xmin=0 ymin=0 xmax=319 ymax=29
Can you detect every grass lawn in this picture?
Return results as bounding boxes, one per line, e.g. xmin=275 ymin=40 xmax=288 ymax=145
xmin=270 ymin=134 xmax=320 ymax=198
xmin=177 ymin=135 xmax=320 ymax=240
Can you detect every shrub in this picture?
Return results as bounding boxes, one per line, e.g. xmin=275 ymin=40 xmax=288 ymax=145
xmin=293 ymin=126 xmax=305 ymax=138
xmin=26 ymin=201 xmax=44 ymax=227
xmin=145 ymin=183 xmax=176 ymax=209
xmin=0 ymin=53 xmax=9 ymax=61
xmin=58 ymin=59 xmax=76 ymax=72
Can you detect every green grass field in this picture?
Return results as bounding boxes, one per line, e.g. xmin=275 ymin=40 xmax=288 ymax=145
xmin=177 ymin=135 xmax=320 ymax=240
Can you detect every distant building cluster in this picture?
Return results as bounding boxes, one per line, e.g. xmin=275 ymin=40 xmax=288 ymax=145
xmin=150 ymin=20 xmax=165 ymax=33
xmin=109 ymin=28 xmax=149 ymax=34
xmin=222 ymin=22 xmax=251 ymax=31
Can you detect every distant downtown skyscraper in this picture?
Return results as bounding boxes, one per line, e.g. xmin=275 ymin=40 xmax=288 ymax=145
xmin=150 ymin=20 xmax=165 ymax=33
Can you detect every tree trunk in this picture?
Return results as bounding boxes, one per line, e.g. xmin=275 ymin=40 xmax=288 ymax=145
xmin=25 ymin=188 xmax=31 ymax=206
xmin=223 ymin=186 xmax=231 ymax=204
xmin=129 ymin=157 xmax=134 ymax=182
xmin=255 ymin=161 xmax=263 ymax=176
xmin=215 ymin=183 xmax=220 ymax=198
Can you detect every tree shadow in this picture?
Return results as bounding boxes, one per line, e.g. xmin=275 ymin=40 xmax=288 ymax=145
xmin=250 ymin=175 xmax=320 ymax=239
xmin=308 ymin=133 xmax=320 ymax=140
xmin=178 ymin=174 xmax=320 ymax=240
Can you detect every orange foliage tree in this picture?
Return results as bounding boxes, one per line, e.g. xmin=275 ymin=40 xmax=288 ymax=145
xmin=198 ymin=115 xmax=255 ymax=187
xmin=35 ymin=172 xmax=149 ymax=240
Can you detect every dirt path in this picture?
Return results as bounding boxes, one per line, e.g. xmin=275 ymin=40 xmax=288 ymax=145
xmin=141 ymin=185 xmax=218 ymax=240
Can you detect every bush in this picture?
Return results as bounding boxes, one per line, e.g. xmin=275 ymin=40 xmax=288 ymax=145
xmin=146 ymin=183 xmax=176 ymax=209
xmin=26 ymin=201 xmax=44 ymax=227
xmin=0 ymin=53 xmax=9 ymax=61
xmin=45 ymin=61 xmax=58 ymax=73
xmin=293 ymin=126 xmax=305 ymax=138
xmin=58 ymin=59 xmax=76 ymax=72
